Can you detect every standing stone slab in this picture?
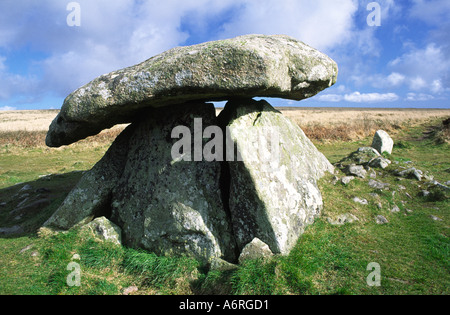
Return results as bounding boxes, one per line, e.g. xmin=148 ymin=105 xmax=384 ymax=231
xmin=372 ymin=130 xmax=394 ymax=155
xmin=110 ymin=102 xmax=236 ymax=263
xmin=43 ymin=127 xmax=131 ymax=230
xmin=218 ymin=99 xmax=334 ymax=254
xmin=45 ymin=102 xmax=236 ymax=264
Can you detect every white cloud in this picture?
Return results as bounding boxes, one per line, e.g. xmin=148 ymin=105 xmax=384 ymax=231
xmin=388 ymin=44 xmax=450 ymax=93
xmin=316 ymin=91 xmax=399 ymax=103
xmin=219 ymin=0 xmax=358 ymax=51
xmin=387 ymin=72 xmax=406 ymax=86
xmin=344 ymin=92 xmax=398 ymax=103
xmin=0 ymin=106 xmax=16 ymax=111
xmin=409 ymin=76 xmax=427 ymax=91
xmin=405 ymin=93 xmax=435 ymax=101
xmin=0 ymin=0 xmax=363 ymax=100
xmin=0 ymin=55 xmax=39 ymax=100
xmin=316 ymin=94 xmax=343 ymax=102
xmin=409 ymin=0 xmax=450 ymax=25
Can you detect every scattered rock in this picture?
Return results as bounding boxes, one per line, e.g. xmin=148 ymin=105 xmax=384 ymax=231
xmin=80 ymin=217 xmax=122 ymax=246
xmin=353 ymin=197 xmax=368 ymax=205
xmin=395 ymin=167 xmax=423 ymax=181
xmin=238 ymin=238 xmax=274 ymax=264
xmin=420 ymin=190 xmax=430 ymax=197
xmin=368 ymin=156 xmax=391 ymax=169
xmin=427 ymin=180 xmax=450 ymax=191
xmin=210 ymin=258 xmax=239 ymax=272
xmin=375 ymin=215 xmax=389 ymax=224
xmin=372 ymin=130 xmax=394 ymax=155
xmin=327 ymin=213 xmax=359 ymax=226
xmin=391 ymin=205 xmax=401 ymax=213
xmin=343 ymin=164 xmax=367 ymax=179
xmin=341 ymin=176 xmax=355 ymax=185
xmin=336 ymin=147 xmax=380 ymax=168
xmin=122 ymin=286 xmax=139 ymax=296
xmin=19 ymin=245 xmax=34 ymax=254
xmin=430 ymin=215 xmax=443 ymax=222
xmin=368 ymin=179 xmax=390 ymax=190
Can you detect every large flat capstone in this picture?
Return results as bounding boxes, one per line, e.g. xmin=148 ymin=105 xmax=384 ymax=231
xmin=46 ymin=34 xmax=338 ymax=147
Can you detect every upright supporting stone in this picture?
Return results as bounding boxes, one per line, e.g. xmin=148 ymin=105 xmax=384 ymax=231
xmin=111 ymin=103 xmax=236 ymax=263
xmin=218 ymin=99 xmax=334 ymax=254
xmin=372 ymin=130 xmax=394 ymax=155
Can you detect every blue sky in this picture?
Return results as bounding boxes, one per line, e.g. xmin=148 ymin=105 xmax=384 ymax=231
xmin=0 ymin=0 xmax=449 ymax=110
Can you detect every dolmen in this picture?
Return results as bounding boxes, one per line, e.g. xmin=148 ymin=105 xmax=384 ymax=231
xmin=44 ymin=34 xmax=338 ymax=265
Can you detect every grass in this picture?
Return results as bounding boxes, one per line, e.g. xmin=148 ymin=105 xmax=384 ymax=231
xmin=0 ymin=111 xmax=448 ymax=295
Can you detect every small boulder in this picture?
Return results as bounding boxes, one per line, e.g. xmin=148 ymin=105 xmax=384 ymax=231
xmin=327 ymin=213 xmax=359 ymax=226
xmin=368 ymin=179 xmax=390 ymax=190
xmin=341 ymin=176 xmax=355 ymax=185
xmin=368 ymin=156 xmax=391 ymax=169
xmin=430 ymin=215 xmax=443 ymax=222
xmin=336 ymin=147 xmax=380 ymax=168
xmin=395 ymin=167 xmax=423 ymax=181
xmin=80 ymin=217 xmax=122 ymax=246
xmin=343 ymin=164 xmax=367 ymax=179
xmin=353 ymin=197 xmax=368 ymax=205
xmin=372 ymin=130 xmax=394 ymax=155
xmin=391 ymin=205 xmax=401 ymax=213
xmin=238 ymin=238 xmax=274 ymax=264
xmin=375 ymin=215 xmax=389 ymax=224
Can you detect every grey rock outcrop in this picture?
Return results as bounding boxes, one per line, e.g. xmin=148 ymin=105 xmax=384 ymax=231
xmin=218 ymin=99 xmax=334 ymax=255
xmin=336 ymin=147 xmax=380 ymax=169
xmin=46 ymin=34 xmax=338 ymax=147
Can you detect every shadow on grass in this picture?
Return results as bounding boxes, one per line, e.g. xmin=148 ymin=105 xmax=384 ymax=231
xmin=0 ymin=171 xmax=84 ymax=238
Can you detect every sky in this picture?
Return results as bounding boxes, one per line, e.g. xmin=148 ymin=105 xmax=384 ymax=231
xmin=0 ymin=0 xmax=449 ymax=110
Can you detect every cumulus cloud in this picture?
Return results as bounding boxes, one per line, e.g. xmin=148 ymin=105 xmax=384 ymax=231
xmin=389 ymin=44 xmax=450 ymax=93
xmin=0 ymin=55 xmax=39 ymax=101
xmin=345 ymin=92 xmax=398 ymax=103
xmin=219 ymin=0 xmax=358 ymax=51
xmin=405 ymin=93 xmax=435 ymax=101
xmin=316 ymin=91 xmax=399 ymax=103
xmin=0 ymin=0 xmax=363 ymax=101
xmin=0 ymin=106 xmax=16 ymax=111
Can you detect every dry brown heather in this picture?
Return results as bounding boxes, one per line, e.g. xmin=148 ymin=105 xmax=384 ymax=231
xmin=1 ymin=108 xmax=449 ymax=147
xmin=279 ymin=107 xmax=450 ymax=141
